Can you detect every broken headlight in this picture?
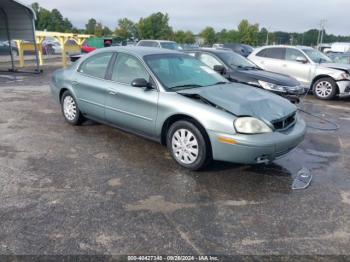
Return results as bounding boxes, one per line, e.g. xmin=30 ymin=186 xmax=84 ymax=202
xmin=234 ymin=117 xmax=272 ymax=134
xmin=339 ymin=72 xmax=350 ymax=80
xmin=258 ymin=80 xmax=286 ymax=93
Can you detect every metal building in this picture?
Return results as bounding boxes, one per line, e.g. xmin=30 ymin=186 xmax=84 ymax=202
xmin=0 ymin=0 xmax=40 ymax=72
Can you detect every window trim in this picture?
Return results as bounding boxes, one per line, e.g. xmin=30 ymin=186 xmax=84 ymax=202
xmin=77 ymin=52 xmax=115 ymax=80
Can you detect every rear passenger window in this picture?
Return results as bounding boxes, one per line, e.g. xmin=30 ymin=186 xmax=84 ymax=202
xmin=139 ymin=41 xmax=158 ymax=47
xmin=78 ymin=52 xmax=113 ymax=79
xmin=256 ymin=48 xmax=285 ymax=60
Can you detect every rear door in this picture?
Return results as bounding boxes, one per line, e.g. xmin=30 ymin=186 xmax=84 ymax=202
xmin=75 ymin=52 xmax=114 ymax=120
xmin=253 ymin=47 xmax=285 ymax=73
xmin=104 ymin=52 xmax=159 ymax=137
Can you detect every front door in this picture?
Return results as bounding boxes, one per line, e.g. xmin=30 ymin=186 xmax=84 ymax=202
xmin=104 ymin=53 xmax=158 ymax=138
xmin=280 ymin=48 xmax=313 ymax=85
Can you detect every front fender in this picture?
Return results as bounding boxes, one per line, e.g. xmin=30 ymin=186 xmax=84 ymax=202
xmin=155 ymin=92 xmax=237 ymax=138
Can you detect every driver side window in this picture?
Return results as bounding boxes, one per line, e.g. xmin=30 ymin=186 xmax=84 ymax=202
xmin=112 ymin=53 xmax=150 ymax=85
xmin=199 ymin=53 xmax=223 ymax=69
xmin=285 ymin=48 xmax=307 ymax=62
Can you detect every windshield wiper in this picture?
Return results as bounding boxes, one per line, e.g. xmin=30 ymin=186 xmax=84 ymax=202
xmin=170 ymin=84 xmax=203 ymax=90
xmin=207 ymin=81 xmax=229 ymax=86
xmin=209 ymin=81 xmax=230 ymax=86
xmin=237 ymin=65 xmax=257 ymax=70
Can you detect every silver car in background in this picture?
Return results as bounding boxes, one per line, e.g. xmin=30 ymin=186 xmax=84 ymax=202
xmin=248 ymin=45 xmax=350 ymax=100
xmin=136 ymin=40 xmax=181 ymax=50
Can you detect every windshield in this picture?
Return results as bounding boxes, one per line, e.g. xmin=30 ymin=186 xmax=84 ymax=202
xmin=217 ymin=51 xmax=258 ymax=69
xmin=302 ymin=49 xmax=332 ymax=63
xmin=160 ymin=42 xmax=180 ymax=50
xmin=144 ymin=54 xmax=229 ymax=91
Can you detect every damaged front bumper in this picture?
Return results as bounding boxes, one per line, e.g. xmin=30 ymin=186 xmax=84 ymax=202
xmin=337 ymin=80 xmax=350 ymax=96
xmin=208 ymin=117 xmax=306 ymax=165
xmin=274 ymin=85 xmax=308 ymax=103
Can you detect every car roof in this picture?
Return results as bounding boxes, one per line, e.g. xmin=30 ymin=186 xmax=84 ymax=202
xmin=185 ymin=48 xmax=234 ymax=55
xmin=329 ymin=52 xmax=350 ymax=56
xmin=258 ymin=45 xmax=312 ymax=49
xmin=92 ymin=46 xmax=182 ymax=57
xmin=138 ymin=40 xmax=176 ymax=43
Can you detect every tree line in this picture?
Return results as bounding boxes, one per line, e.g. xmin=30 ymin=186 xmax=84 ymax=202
xmin=31 ymin=2 xmax=350 ymax=46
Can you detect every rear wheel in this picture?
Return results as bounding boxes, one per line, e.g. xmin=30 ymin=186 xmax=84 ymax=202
xmin=167 ymin=120 xmax=211 ymax=171
xmin=313 ymin=77 xmax=337 ymax=100
xmin=61 ymin=91 xmax=85 ymax=125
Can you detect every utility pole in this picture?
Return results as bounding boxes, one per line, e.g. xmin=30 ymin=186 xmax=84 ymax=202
xmin=317 ymin=19 xmax=327 ymax=47
xmin=265 ymin=27 xmax=271 ymax=46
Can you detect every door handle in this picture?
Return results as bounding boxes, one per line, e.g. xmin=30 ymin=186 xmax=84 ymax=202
xmin=282 ymin=64 xmax=287 ymax=67
xmin=109 ymin=90 xmax=118 ymax=95
xmin=72 ymin=81 xmax=78 ymax=86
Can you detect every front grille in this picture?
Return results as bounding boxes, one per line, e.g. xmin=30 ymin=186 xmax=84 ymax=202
xmin=272 ymin=113 xmax=296 ymax=130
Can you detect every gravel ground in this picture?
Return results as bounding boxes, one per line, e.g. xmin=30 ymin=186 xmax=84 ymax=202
xmin=0 ymin=66 xmax=350 ymax=259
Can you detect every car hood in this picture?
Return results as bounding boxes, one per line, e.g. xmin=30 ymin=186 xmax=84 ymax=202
xmin=177 ymin=83 xmax=297 ymax=122
xmin=232 ymin=68 xmax=300 ymax=86
xmin=321 ymin=63 xmax=350 ymax=72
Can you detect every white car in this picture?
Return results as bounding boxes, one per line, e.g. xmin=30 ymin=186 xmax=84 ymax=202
xmin=248 ymin=45 xmax=350 ymax=99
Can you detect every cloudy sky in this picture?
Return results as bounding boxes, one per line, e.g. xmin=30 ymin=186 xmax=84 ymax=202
xmin=23 ymin=0 xmax=349 ymax=35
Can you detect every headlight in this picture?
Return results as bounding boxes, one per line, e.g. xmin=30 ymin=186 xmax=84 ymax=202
xmin=258 ymin=80 xmax=286 ymax=93
xmin=339 ymin=72 xmax=350 ymax=80
xmin=234 ymin=117 xmax=272 ymax=134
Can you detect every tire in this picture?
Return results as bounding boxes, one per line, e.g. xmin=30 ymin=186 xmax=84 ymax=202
xmin=166 ymin=120 xmax=212 ymax=171
xmin=313 ymin=77 xmax=337 ymax=100
xmin=60 ymin=90 xmax=85 ymax=125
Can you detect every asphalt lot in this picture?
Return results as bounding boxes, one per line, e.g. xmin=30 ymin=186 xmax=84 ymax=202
xmin=0 ymin=65 xmax=350 ymax=256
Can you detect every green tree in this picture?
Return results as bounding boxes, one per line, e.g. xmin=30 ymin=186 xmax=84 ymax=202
xmin=31 ymin=3 xmax=73 ymax=32
xmin=216 ymin=29 xmax=239 ymax=43
xmin=200 ymin=27 xmax=216 ymax=46
xmin=94 ymin=22 xmax=103 ymax=37
xmin=183 ymin=31 xmax=195 ymax=44
xmin=258 ymin=27 xmax=268 ymax=45
xmin=103 ymin=26 xmax=112 ymax=36
xmin=237 ymin=19 xmax=259 ymax=45
xmin=85 ymin=18 xmax=97 ymax=35
xmin=115 ymin=18 xmax=137 ymax=40
xmin=137 ymin=12 xmax=173 ymax=40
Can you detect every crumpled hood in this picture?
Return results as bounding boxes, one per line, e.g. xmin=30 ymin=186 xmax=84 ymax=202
xmin=321 ymin=63 xmax=350 ymax=72
xmin=177 ymin=83 xmax=297 ymax=122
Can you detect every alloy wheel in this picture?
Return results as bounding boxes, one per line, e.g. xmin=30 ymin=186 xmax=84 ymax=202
xmin=315 ymin=81 xmax=333 ymax=98
xmin=171 ymin=128 xmax=199 ymax=164
xmin=63 ymin=95 xmax=77 ymax=121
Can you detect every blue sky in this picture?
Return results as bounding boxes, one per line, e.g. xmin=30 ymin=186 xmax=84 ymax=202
xmin=24 ymin=0 xmax=349 ymax=35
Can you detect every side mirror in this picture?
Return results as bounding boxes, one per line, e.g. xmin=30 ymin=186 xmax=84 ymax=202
xmin=296 ymin=56 xmax=308 ymax=64
xmin=131 ymin=78 xmax=151 ymax=89
xmin=213 ymin=65 xmax=226 ymax=75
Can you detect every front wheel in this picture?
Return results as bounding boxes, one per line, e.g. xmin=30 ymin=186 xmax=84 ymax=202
xmin=61 ymin=91 xmax=85 ymax=125
xmin=313 ymin=77 xmax=337 ymax=100
xmin=167 ymin=120 xmax=211 ymax=171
